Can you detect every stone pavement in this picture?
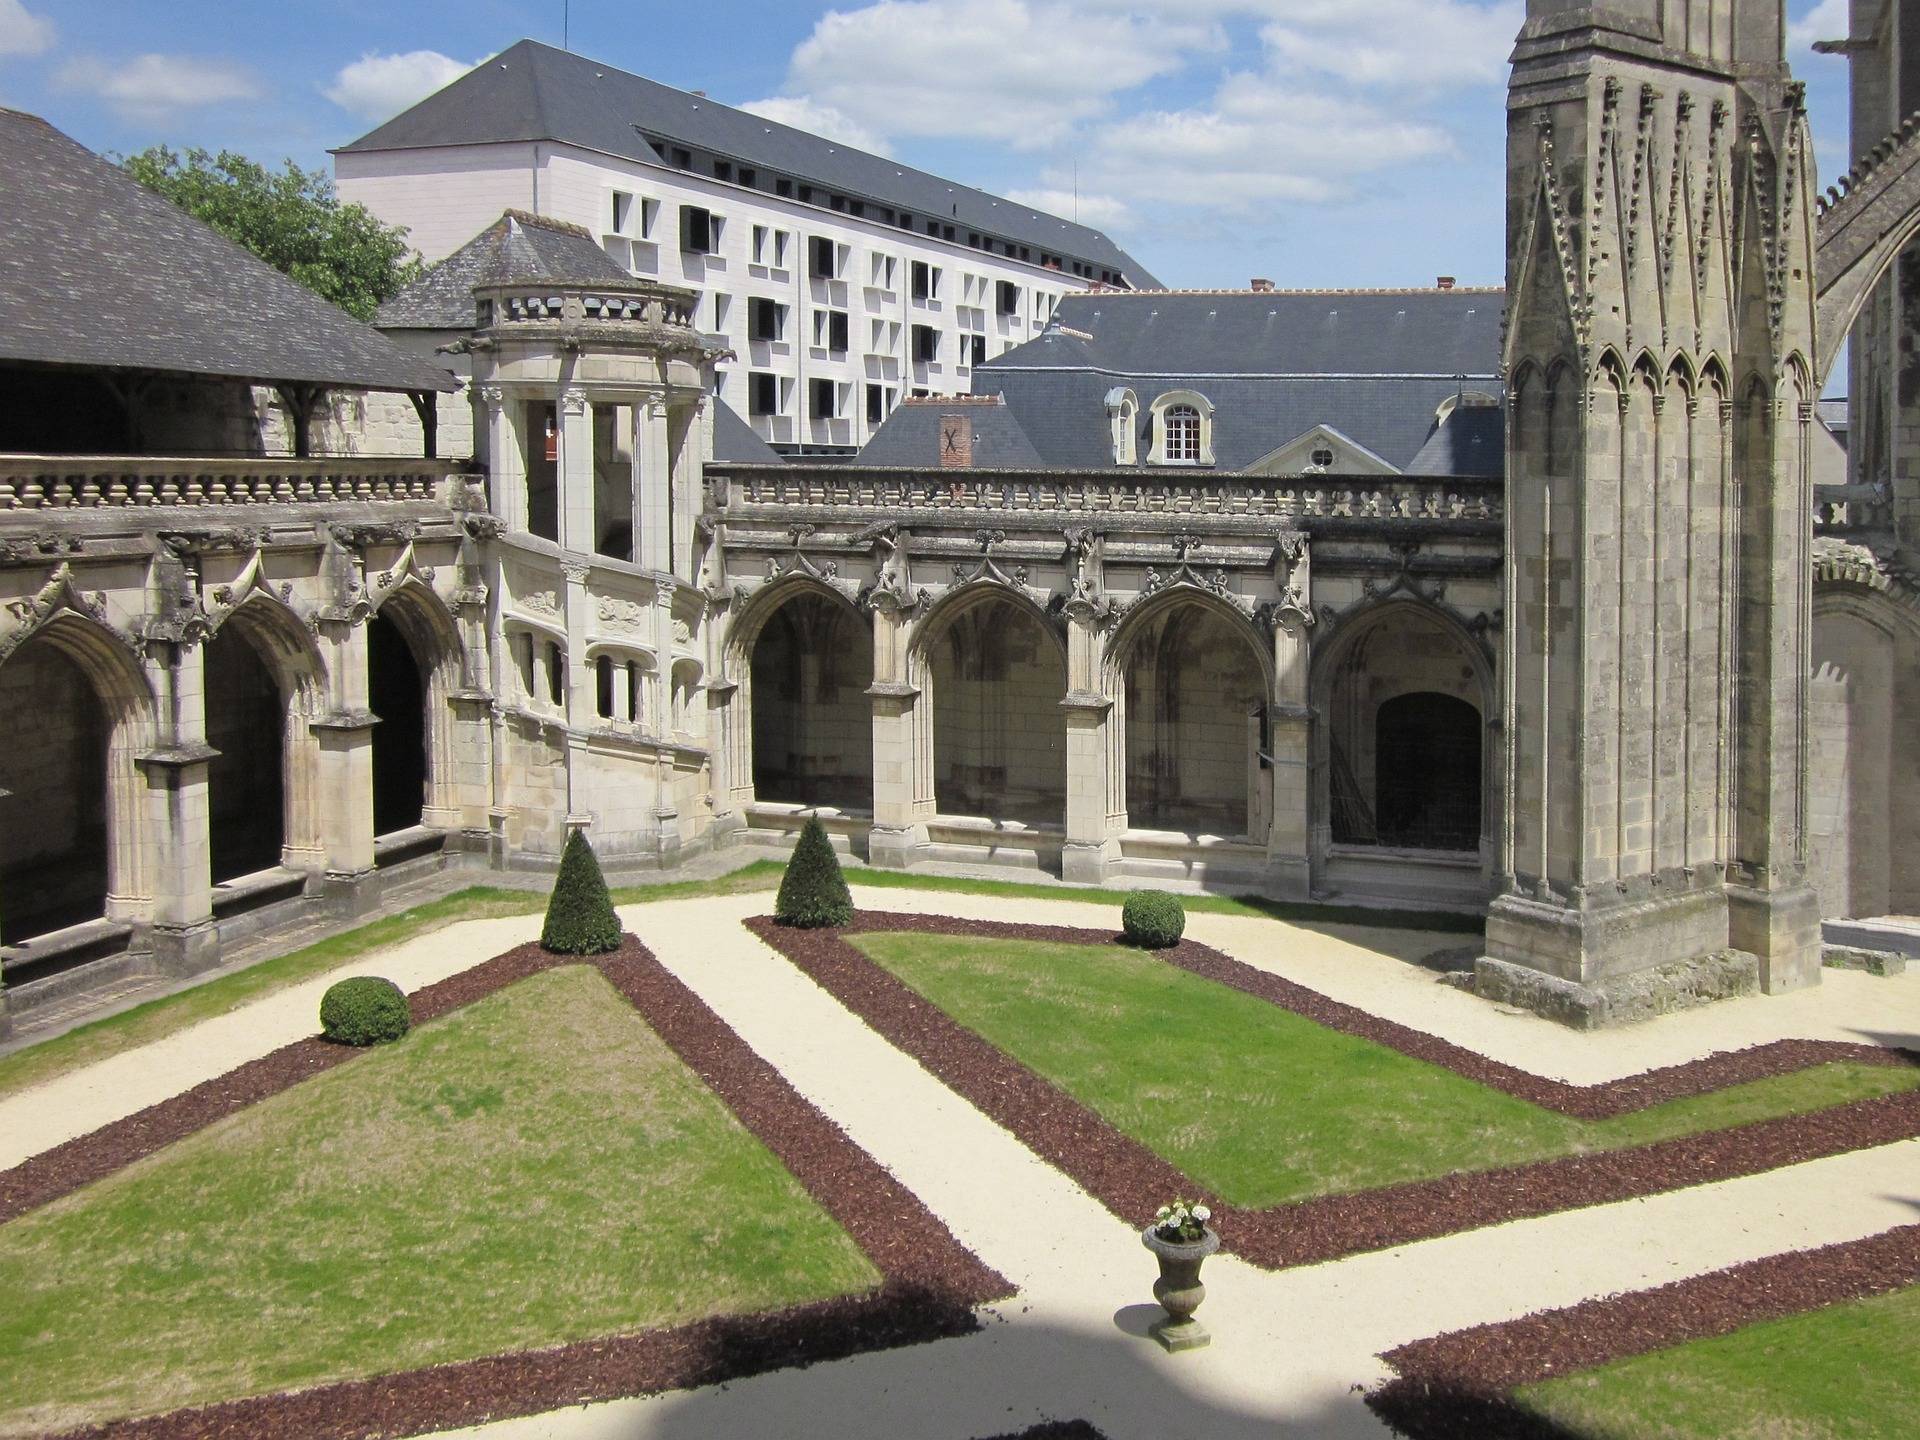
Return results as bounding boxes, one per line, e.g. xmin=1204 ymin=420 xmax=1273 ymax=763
xmin=3 ymin=883 xmax=1917 ymax=1438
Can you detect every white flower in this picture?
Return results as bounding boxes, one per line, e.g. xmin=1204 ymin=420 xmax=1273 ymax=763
xmin=1193 ymin=1205 xmax=1211 ymax=1223
xmin=1155 ymin=1205 xmax=1171 ymax=1220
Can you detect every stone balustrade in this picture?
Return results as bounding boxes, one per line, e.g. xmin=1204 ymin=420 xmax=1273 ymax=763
xmin=711 ymin=465 xmax=1505 ymax=525
xmin=0 ymin=455 xmax=467 ymax=511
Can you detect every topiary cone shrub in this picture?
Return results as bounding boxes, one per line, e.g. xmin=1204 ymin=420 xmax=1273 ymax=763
xmin=541 ymin=827 xmax=623 ymax=955
xmin=319 ymin=976 xmax=411 ymax=1046
xmin=1122 ymin=890 xmax=1186 ymax=949
xmin=775 ymin=816 xmax=854 ymax=928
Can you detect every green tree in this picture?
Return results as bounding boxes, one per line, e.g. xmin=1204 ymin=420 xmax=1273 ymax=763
xmin=121 ymin=146 xmax=422 ymax=320
xmin=541 ymin=829 xmax=623 ymax=956
xmin=774 ymin=818 xmax=854 ymax=928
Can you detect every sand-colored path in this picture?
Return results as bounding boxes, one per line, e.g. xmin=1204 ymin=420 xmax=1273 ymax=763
xmin=3 ymin=883 xmax=1917 ymax=1438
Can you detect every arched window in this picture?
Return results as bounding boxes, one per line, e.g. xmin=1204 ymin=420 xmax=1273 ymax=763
xmin=1148 ymin=391 xmax=1213 ymax=466
xmin=1106 ymin=387 xmax=1138 ymax=465
xmin=1164 ymin=406 xmax=1200 ymax=462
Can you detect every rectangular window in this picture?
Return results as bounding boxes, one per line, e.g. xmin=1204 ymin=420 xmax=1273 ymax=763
xmin=639 ymin=197 xmax=659 ymax=239
xmin=748 ymin=296 xmax=785 ymax=341
xmin=681 ymin=205 xmax=713 ymax=253
xmin=810 ymin=377 xmax=837 ymax=418
xmin=774 ymin=230 xmax=790 ymax=268
xmin=596 ymin=656 xmax=615 ymax=719
xmin=997 ymin=280 xmax=1020 ymax=316
xmin=809 ymin=234 xmax=837 ymax=279
xmin=611 ymin=191 xmax=633 ymax=234
xmin=671 ymin=146 xmax=692 ymax=168
xmin=911 ymin=261 xmax=936 ymax=301
xmin=968 ymin=333 xmax=986 ymax=366
xmin=713 ymin=160 xmax=732 ymax=183
xmin=546 ymin=642 xmax=566 ymax=707
xmin=828 ymin=309 xmax=849 ymax=354
xmin=751 ymin=224 xmax=770 ymax=263
xmin=748 ymin=371 xmax=778 ymax=416
xmin=866 ymin=382 xmax=884 ymax=424
xmin=912 ymin=324 xmax=939 ymax=362
xmin=738 ymin=167 xmax=756 ymax=188
xmin=627 ymin=663 xmax=645 ymax=727
xmin=776 ymin=176 xmax=792 ymax=198
xmin=711 ymin=292 xmax=731 ymax=331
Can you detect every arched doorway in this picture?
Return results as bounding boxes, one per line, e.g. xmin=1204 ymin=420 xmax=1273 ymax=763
xmin=368 ymin=610 xmax=427 ymax=836
xmin=1373 ymin=692 xmax=1481 ymax=850
xmin=205 ymin=627 xmax=287 ymax=882
xmin=0 ymin=635 xmax=109 ymax=941
xmin=1316 ymin=602 xmax=1490 ymax=865
xmin=1117 ymin=598 xmax=1268 ymax=837
xmin=749 ymin=590 xmax=873 ymax=810
xmin=924 ymin=592 xmax=1066 ymax=826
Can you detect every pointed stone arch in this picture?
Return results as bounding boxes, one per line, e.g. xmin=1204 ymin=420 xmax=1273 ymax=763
xmin=209 ymin=593 xmax=329 ymax=875
xmin=367 ymin=579 xmax=463 ymax=832
xmin=0 ymin=608 xmax=157 ymax=943
xmin=733 ymin=577 xmax=874 ymax=812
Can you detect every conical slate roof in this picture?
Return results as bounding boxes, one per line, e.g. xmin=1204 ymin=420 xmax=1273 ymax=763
xmin=375 ymin=210 xmax=636 ymax=330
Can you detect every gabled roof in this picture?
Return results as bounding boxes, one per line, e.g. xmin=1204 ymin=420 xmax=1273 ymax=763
xmin=856 ymin=395 xmax=1043 ymax=470
xmin=988 ymin=288 xmax=1504 ymax=378
xmin=0 ymin=108 xmax=452 ymax=393
xmin=712 ymin=398 xmax=784 ymax=463
xmin=377 ymin=210 xmax=636 ymax=329
xmin=338 ymin=39 xmax=1159 ymax=289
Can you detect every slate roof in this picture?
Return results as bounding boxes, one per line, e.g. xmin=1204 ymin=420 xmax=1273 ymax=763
xmin=991 ymin=288 xmax=1504 ymax=376
xmin=712 ymin=399 xmax=785 ymax=464
xmin=0 ymin=109 xmax=453 ymax=393
xmin=339 ymin=40 xmax=1159 ymax=289
xmin=965 ymin=288 xmax=1508 ymax=475
xmin=856 ymin=396 xmax=1043 ymax=470
xmin=377 ymin=210 xmax=637 ymax=329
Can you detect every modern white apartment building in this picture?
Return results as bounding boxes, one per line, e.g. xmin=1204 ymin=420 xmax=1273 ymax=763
xmin=334 ymin=40 xmax=1158 ymax=454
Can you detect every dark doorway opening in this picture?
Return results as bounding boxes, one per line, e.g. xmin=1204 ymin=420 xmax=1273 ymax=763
xmin=0 ymin=638 xmax=109 ymax=941
xmin=206 ymin=628 xmax=287 ymax=883
xmin=369 ymin=611 xmax=427 ymax=836
xmin=1373 ymin=692 xmax=1481 ymax=851
xmin=750 ymin=593 xmax=874 ymax=809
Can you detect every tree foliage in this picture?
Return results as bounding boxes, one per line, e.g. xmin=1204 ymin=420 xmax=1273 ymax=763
xmin=541 ymin=829 xmax=623 ymax=955
xmin=774 ymin=818 xmax=854 ymax=928
xmin=1122 ymin=890 xmax=1186 ymax=949
xmin=121 ymin=146 xmax=422 ymax=320
xmin=319 ymin=976 xmax=411 ymax=1046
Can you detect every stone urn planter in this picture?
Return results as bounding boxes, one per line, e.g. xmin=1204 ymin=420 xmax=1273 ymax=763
xmin=1141 ymin=1222 xmax=1221 ymax=1352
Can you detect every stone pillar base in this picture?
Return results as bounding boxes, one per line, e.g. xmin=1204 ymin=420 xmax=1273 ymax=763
xmin=1261 ymin=856 xmax=1312 ymax=902
xmin=149 ymin=922 xmax=222 ymax=979
xmin=1474 ymin=949 xmax=1760 ymax=1030
xmin=1484 ymin=882 xmax=1729 ymax=987
xmin=1726 ymin=882 xmax=1824 ymax=994
xmin=654 ymin=809 xmax=683 ymax=869
xmin=1062 ymin=838 xmax=1119 ymax=885
xmin=318 ymin=868 xmax=381 ymax=921
xmin=868 ymin=822 xmax=929 ymax=871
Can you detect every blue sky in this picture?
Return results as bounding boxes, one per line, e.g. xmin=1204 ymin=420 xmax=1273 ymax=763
xmin=0 ymin=0 xmax=1856 ymax=292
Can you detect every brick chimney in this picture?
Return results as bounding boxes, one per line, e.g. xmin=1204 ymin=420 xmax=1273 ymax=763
xmin=1436 ymin=276 xmax=1456 ymax=290
xmin=1250 ymin=277 xmax=1274 ymax=292
xmin=939 ymin=414 xmax=973 ymax=467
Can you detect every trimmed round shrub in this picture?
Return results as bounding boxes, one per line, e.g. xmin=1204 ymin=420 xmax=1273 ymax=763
xmin=542 ymin=828 xmax=623 ymax=955
xmin=775 ymin=816 xmax=854 ymax=928
xmin=319 ymin=976 xmax=411 ymax=1046
xmin=1122 ymin=890 xmax=1186 ymax=949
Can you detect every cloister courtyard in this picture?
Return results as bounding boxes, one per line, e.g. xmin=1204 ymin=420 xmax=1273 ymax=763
xmin=1 ymin=851 xmax=1915 ymax=1440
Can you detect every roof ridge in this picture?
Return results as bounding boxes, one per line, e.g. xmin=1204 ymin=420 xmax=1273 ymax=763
xmin=1093 ymin=286 xmax=1506 ymax=298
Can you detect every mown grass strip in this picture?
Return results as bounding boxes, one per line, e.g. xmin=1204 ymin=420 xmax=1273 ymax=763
xmin=851 ymin=931 xmax=1920 ymax=1209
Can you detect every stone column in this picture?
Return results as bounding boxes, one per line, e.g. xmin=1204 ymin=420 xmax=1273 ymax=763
xmin=561 ymin=559 xmax=594 ymax=839
xmin=557 ymin=387 xmax=595 ymax=556
xmin=1265 ymin=615 xmax=1314 ymax=901
xmin=136 ymin=641 xmax=219 ymax=974
xmin=867 ymin=599 xmax=927 ymax=868
xmin=481 ymin=386 xmax=528 ymax=534
xmin=651 ymin=582 xmax=682 ymax=863
xmin=309 ymin=616 xmax=379 ymax=913
xmin=634 ymin=397 xmax=672 ymax=575
xmin=670 ymin=399 xmax=708 ymax=584
xmin=1061 ymin=608 xmax=1119 ymax=883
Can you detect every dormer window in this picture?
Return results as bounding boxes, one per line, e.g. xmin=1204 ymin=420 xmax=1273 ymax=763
xmin=1147 ymin=390 xmax=1215 ymax=466
xmin=1164 ymin=406 xmax=1200 ymax=462
xmin=1105 ymin=386 xmax=1138 ymax=465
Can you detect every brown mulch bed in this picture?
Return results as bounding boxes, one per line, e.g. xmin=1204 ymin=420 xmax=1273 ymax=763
xmin=1367 ymin=1222 xmax=1920 ymax=1439
xmin=749 ymin=912 xmax=1920 ymax=1270
xmin=4 ymin=937 xmax=1010 ymax=1440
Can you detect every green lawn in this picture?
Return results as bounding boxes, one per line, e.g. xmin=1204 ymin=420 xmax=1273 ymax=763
xmin=850 ymin=933 xmax=1920 ymax=1209
xmin=1517 ymin=1283 xmax=1920 ymax=1439
xmin=0 ymin=964 xmax=877 ymax=1438
xmin=0 ymin=863 xmax=791 ymax=1105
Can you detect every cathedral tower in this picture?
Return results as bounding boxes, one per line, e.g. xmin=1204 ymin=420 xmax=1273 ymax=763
xmin=1487 ymin=0 xmax=1824 ymax=1017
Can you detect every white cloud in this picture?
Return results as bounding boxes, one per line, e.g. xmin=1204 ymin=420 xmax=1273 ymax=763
xmin=1256 ymin=0 xmax=1522 ymax=92
xmin=55 ymin=53 xmax=261 ymax=120
xmin=0 ymin=0 xmax=52 ymax=58
xmin=1789 ymin=0 xmax=1849 ymax=54
xmin=779 ymin=0 xmax=1219 ymax=149
xmin=324 ymin=50 xmax=476 ymax=124
xmin=1004 ymin=187 xmax=1134 ymax=230
xmin=738 ymin=96 xmax=893 ymax=156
